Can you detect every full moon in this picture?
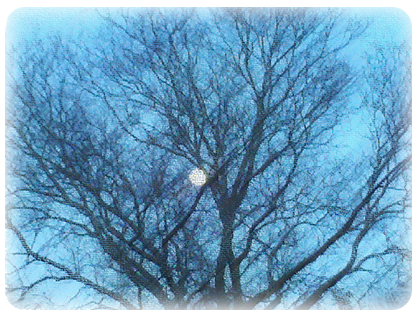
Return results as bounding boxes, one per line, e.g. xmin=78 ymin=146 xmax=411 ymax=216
xmin=189 ymin=168 xmax=207 ymax=186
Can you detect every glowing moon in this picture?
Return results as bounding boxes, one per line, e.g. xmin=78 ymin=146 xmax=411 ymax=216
xmin=189 ymin=168 xmax=207 ymax=186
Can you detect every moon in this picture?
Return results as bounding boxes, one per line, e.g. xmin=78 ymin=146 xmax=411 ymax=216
xmin=189 ymin=168 xmax=207 ymax=186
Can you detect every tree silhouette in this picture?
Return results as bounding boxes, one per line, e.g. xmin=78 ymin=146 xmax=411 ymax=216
xmin=6 ymin=8 xmax=411 ymax=310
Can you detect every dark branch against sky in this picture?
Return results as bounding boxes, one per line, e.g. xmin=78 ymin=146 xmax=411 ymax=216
xmin=4 ymin=6 xmax=412 ymax=310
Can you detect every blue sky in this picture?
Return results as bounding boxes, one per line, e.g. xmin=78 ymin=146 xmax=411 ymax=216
xmin=5 ymin=6 xmax=411 ymax=46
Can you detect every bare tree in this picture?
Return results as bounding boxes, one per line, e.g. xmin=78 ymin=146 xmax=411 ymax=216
xmin=6 ymin=8 xmax=411 ymax=310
